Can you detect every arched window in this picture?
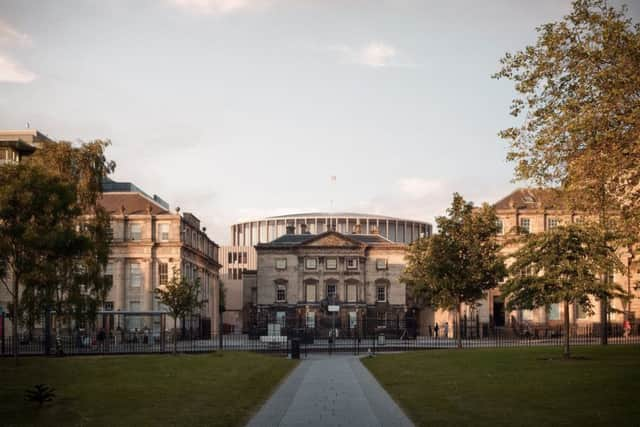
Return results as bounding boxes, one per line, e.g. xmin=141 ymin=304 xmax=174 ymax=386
xmin=325 ymin=279 xmax=339 ymax=301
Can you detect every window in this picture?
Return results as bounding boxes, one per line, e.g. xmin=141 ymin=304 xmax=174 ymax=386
xmin=104 ymin=301 xmax=114 ymax=311
xmin=275 ymin=258 xmax=287 ymax=270
xmin=128 ymin=301 xmax=142 ymax=330
xmin=305 ymin=257 xmax=317 ymax=270
xmin=104 ymin=264 xmax=113 ymax=288
xmin=327 ymin=283 xmax=337 ymax=299
xmin=276 ymin=284 xmax=286 ymax=302
xmin=376 ymin=258 xmax=388 ymax=270
xmin=158 ymin=223 xmax=169 ymax=241
xmin=496 ymin=219 xmax=504 ymax=235
xmin=547 ymin=304 xmax=560 ymax=321
xmin=547 ymin=218 xmax=559 ymax=230
xmin=276 ymin=311 xmax=286 ymax=326
xmin=576 ymin=304 xmax=589 ymax=319
xmin=106 ymin=223 xmax=114 ymax=241
xmin=325 ymin=257 xmax=337 ymax=270
xmin=346 ymin=258 xmax=358 ymax=270
xmin=377 ymin=311 xmax=387 ymax=327
xmin=159 ymin=263 xmax=168 ymax=286
xmin=519 ymin=218 xmax=530 ymax=233
xmin=129 ymin=223 xmax=142 ymax=240
xmin=376 ymin=286 xmax=386 ymax=302
xmin=347 ymin=283 xmax=357 ymax=302
xmin=129 ymin=263 xmax=142 ymax=287
xmin=349 ymin=311 xmax=357 ymax=329
xmin=228 ymin=252 xmax=233 ymax=264
xmin=306 ymin=311 xmax=316 ymax=328
xmin=306 ymin=283 xmax=317 ymax=302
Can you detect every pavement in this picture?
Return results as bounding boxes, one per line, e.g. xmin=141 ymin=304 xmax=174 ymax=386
xmin=246 ymin=354 xmax=414 ymax=427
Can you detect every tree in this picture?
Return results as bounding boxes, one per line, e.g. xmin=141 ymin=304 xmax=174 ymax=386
xmin=402 ymin=193 xmax=507 ymax=348
xmin=24 ymin=140 xmax=115 ymax=332
xmin=493 ymin=0 xmax=640 ymax=342
xmin=0 ymin=164 xmax=79 ymax=360
xmin=154 ymin=267 xmax=203 ymax=354
xmin=501 ymin=224 xmax=623 ymax=358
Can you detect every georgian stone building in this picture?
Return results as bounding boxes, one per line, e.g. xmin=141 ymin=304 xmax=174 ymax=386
xmin=242 ymin=229 xmax=409 ymax=336
xmin=486 ymin=188 xmax=637 ymax=328
xmin=99 ymin=179 xmax=221 ymax=336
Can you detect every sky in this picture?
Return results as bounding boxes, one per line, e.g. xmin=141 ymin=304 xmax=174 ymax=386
xmin=1 ymin=0 xmax=639 ymax=244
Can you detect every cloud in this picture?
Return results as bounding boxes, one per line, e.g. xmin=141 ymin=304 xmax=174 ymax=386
xmin=168 ymin=0 xmax=270 ymax=15
xmin=330 ymin=41 xmax=403 ymax=68
xmin=0 ymin=20 xmax=31 ymax=47
xmin=0 ymin=55 xmax=36 ymax=83
xmin=0 ymin=21 xmax=35 ymax=83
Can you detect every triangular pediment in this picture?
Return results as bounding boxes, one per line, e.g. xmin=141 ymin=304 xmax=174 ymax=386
xmin=302 ymin=231 xmax=363 ymax=248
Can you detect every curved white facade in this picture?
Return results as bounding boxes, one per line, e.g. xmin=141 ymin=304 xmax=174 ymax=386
xmin=230 ymin=212 xmax=431 ymax=247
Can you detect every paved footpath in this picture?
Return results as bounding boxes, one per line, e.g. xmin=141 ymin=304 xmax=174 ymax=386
xmin=247 ymin=354 xmax=414 ymax=427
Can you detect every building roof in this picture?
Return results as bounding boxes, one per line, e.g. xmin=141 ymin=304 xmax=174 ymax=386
xmin=256 ymin=231 xmax=401 ymax=249
xmin=264 ymin=212 xmax=425 ymax=222
xmin=493 ymin=188 xmax=566 ymax=210
xmin=99 ymin=192 xmax=170 ymax=215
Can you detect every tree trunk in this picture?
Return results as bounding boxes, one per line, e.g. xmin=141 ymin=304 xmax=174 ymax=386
xmin=600 ymin=292 xmax=608 ymax=345
xmin=173 ymin=316 xmax=178 ymax=355
xmin=563 ymin=300 xmax=570 ymax=359
xmin=456 ymin=301 xmax=462 ymax=349
xmin=12 ymin=274 xmax=19 ymax=363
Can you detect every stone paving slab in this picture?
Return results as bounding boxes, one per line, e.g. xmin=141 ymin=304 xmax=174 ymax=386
xmin=247 ymin=354 xmax=414 ymax=427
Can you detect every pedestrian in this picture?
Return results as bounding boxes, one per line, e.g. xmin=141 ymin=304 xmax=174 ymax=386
xmin=434 ymin=322 xmax=439 ymax=339
xmin=444 ymin=322 xmax=449 ymax=338
xmin=623 ymin=319 xmax=631 ymax=338
xmin=97 ymin=328 xmax=106 ymax=351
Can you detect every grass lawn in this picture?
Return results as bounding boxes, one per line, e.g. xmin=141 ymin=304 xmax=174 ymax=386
xmin=362 ymin=345 xmax=640 ymax=427
xmin=0 ymin=352 xmax=297 ymax=427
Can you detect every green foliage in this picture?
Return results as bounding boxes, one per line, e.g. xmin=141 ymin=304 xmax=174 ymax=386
xmin=493 ymin=0 xmax=640 ymax=199
xmin=501 ymin=224 xmax=624 ymax=312
xmin=0 ymin=164 xmax=80 ymax=355
xmin=154 ymin=267 xmax=203 ymax=320
xmin=24 ymin=384 xmax=56 ymax=407
xmin=22 ymin=140 xmax=115 ymax=331
xmin=403 ymin=193 xmax=506 ymax=310
xmin=403 ymin=193 xmax=506 ymax=347
xmin=154 ymin=267 xmax=203 ymax=353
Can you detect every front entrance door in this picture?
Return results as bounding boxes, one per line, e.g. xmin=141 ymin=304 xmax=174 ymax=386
xmin=493 ymin=298 xmax=505 ymax=327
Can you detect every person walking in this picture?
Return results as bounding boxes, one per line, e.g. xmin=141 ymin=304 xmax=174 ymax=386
xmin=434 ymin=322 xmax=439 ymax=339
xmin=444 ymin=322 xmax=449 ymax=338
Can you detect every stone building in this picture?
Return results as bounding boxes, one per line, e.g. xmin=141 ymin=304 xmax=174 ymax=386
xmin=453 ymin=188 xmax=639 ymax=331
xmin=98 ymin=179 xmax=221 ymax=336
xmin=0 ymin=129 xmax=52 ymax=165
xmin=242 ymin=228 xmax=410 ymax=337
xmin=221 ymin=213 xmax=430 ymax=333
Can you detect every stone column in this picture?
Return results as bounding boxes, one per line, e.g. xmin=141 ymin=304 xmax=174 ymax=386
xmin=117 ymin=259 xmax=126 ymax=311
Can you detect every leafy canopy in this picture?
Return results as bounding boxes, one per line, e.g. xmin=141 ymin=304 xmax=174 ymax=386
xmin=154 ymin=267 xmax=203 ymax=321
xmin=403 ymin=193 xmax=507 ymax=310
xmin=501 ymin=224 xmax=624 ymax=313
